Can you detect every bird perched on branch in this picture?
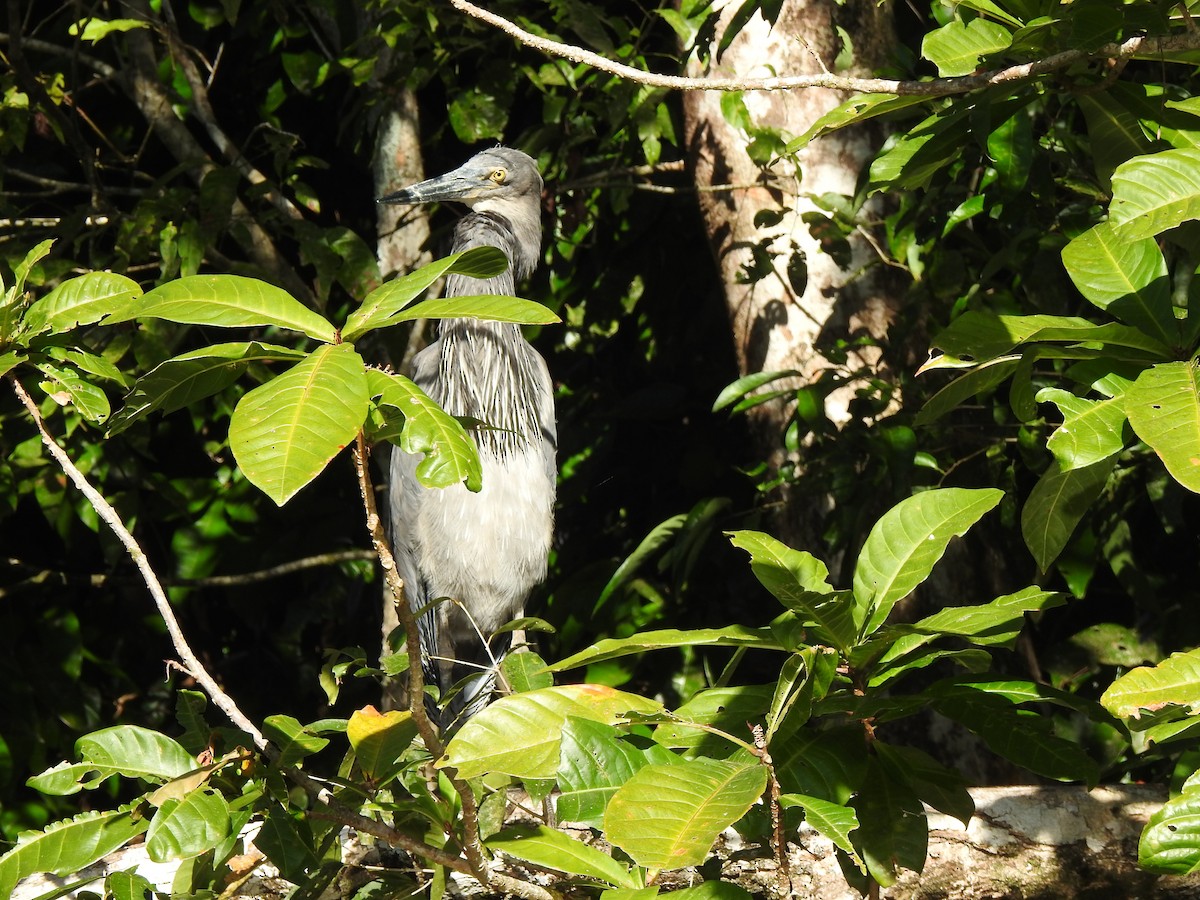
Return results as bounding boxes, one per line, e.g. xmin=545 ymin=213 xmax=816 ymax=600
xmin=379 ymin=147 xmax=555 ymax=729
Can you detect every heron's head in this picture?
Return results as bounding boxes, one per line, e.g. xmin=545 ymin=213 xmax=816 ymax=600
xmin=378 ymin=147 xmax=542 ymax=215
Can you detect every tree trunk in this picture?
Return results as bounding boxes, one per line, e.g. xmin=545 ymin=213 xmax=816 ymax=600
xmin=681 ymin=0 xmax=902 ymax=548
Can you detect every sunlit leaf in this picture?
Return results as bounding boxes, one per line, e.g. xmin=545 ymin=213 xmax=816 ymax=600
xmin=605 ymin=758 xmax=767 ymax=870
xmin=1111 ymin=147 xmax=1200 ymax=240
xmin=229 ymin=343 xmax=369 ymax=505
xmin=22 ymin=271 xmax=142 ymax=336
xmin=1125 ymin=361 xmax=1200 ymax=493
xmin=489 ymin=825 xmax=639 ymax=888
xmin=1101 ymin=648 xmax=1200 ymax=719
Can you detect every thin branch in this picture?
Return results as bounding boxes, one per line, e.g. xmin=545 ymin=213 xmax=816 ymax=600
xmin=449 ymin=0 xmax=1200 ymax=96
xmin=351 ymin=434 xmax=493 ymax=884
xmin=0 ymin=549 xmax=377 ymax=598
xmin=7 ymin=375 xmax=267 ymax=750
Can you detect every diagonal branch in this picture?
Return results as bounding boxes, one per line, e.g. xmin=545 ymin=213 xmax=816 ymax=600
xmin=449 ymin=0 xmax=1200 ymax=97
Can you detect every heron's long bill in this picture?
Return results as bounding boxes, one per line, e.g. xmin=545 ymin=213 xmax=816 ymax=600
xmin=378 ymin=161 xmax=491 ymax=206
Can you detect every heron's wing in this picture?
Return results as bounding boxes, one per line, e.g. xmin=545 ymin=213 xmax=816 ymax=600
xmin=387 ymin=340 xmax=442 ymax=685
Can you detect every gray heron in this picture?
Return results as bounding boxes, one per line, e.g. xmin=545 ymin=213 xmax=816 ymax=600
xmin=378 ymin=147 xmax=555 ymax=728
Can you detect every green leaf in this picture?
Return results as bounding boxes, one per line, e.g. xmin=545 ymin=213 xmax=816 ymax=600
xmin=785 ymin=95 xmax=929 ymax=152
xmin=35 ymin=362 xmax=111 ymax=423
xmin=922 ymin=18 xmax=1012 ymax=76
xmin=501 ymin=650 xmax=554 ymax=693
xmin=441 ymin=685 xmax=664 ymax=780
xmin=849 ymin=757 xmax=927 ymax=886
xmin=987 ymin=109 xmax=1033 ymax=191
xmin=68 ymin=17 xmax=150 ymax=42
xmin=146 ymin=788 xmax=231 ymax=862
xmin=108 ymin=341 xmax=307 ymax=435
xmin=1037 ymin=388 xmax=1130 ymax=470
xmin=597 ymin=513 xmax=688 ymax=610
xmin=1101 ymin=648 xmax=1200 ymax=719
xmin=547 ymin=626 xmax=783 ymax=673
xmin=347 ymin=707 xmax=417 ymax=783
xmin=229 ymin=343 xmax=369 ymax=505
xmin=853 ymin=488 xmax=1004 ymax=634
xmin=605 ymin=758 xmax=768 ymax=870
xmin=653 ymin=685 xmax=774 ymax=756
xmin=342 ymin=247 xmax=509 ymax=341
xmin=108 ymin=274 xmax=337 ymax=342
xmin=105 ymin=869 xmax=156 ymax=900
xmin=894 ymin=585 xmax=1063 ymax=650
xmin=727 ymin=531 xmax=856 ymax=651
xmin=367 ymin=369 xmax=482 ymax=491
xmin=22 ymin=271 xmax=143 ymax=336
xmin=489 ymin=825 xmax=639 ymax=887
xmin=262 ymin=715 xmax=331 ymax=767
xmin=1125 ymin=361 xmax=1200 ymax=493
xmin=29 ymin=725 xmax=195 ymax=795
xmin=0 ymin=804 xmax=149 ymax=899
xmin=930 ymin=311 xmax=1173 ymax=363
xmin=1060 ymin=221 xmax=1178 ymax=347
xmin=0 ymin=350 xmax=24 ymax=378
xmin=933 ymin=692 xmax=1101 ymax=783
xmin=1077 ymin=92 xmax=1155 ymax=187
xmin=1139 ymin=786 xmax=1200 ymax=874
xmin=385 ymin=294 xmax=560 ymax=327
xmin=772 ymin=726 xmax=868 ymax=805
xmin=557 ymin=718 xmax=679 ymax=827
xmin=873 ymin=743 xmax=974 ymax=826
xmin=778 ymin=793 xmax=860 ymax=859
xmin=254 ymin=805 xmax=320 ymax=884
xmin=1021 ymin=455 xmax=1116 ymax=571
xmin=1111 ymin=148 xmax=1200 ymax=240
xmin=868 ymin=107 xmax=970 ymax=193
xmin=914 ymin=357 xmax=1021 ymax=426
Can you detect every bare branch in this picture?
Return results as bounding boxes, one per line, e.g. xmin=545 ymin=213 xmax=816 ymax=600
xmin=449 ymin=0 xmax=1200 ymax=96
xmin=352 ymin=434 xmax=494 ymax=884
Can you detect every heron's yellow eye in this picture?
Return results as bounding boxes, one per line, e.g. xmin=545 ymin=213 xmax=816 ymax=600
xmin=490 ymin=168 xmax=507 ymax=184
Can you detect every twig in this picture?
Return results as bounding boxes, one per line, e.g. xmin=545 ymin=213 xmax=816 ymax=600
xmin=7 ymin=375 xmax=267 ymax=749
xmin=751 ymin=723 xmax=791 ymax=894
xmin=351 ymin=434 xmax=493 ymax=884
xmin=0 ymin=549 xmax=376 ymax=597
xmin=449 ymin=0 xmax=1200 ymax=96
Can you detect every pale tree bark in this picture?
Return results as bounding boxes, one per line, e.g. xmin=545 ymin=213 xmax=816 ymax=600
xmin=682 ymin=0 xmax=903 ymax=547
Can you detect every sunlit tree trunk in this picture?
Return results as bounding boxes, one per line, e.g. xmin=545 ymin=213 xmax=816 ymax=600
xmin=681 ymin=0 xmax=901 ymax=547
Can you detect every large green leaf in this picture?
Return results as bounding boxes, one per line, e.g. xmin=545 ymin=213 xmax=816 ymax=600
xmin=108 ymin=341 xmax=307 ymax=435
xmin=28 ymin=725 xmax=196 ymax=795
xmin=0 ymin=804 xmax=149 ymax=899
xmin=914 ymin=356 xmax=1021 ymax=426
xmin=1101 ymin=648 xmax=1200 ymax=719
xmin=933 ymin=691 xmax=1101 ymax=783
xmin=848 ymin=757 xmax=927 ymax=887
xmin=441 ymin=685 xmax=663 ymax=780
xmin=1037 ymin=388 xmax=1130 ymax=470
xmin=1139 ymin=786 xmax=1200 ymax=874
xmin=921 ymin=18 xmax=1012 ymax=77
xmin=262 ymin=715 xmax=333 ymax=768
xmin=557 ymin=718 xmax=678 ymax=827
xmin=22 ymin=271 xmax=143 ymax=336
xmin=488 ymin=825 xmax=639 ymax=888
xmin=366 ymin=369 xmax=482 ymax=491
xmin=1111 ymin=147 xmax=1200 ymax=240
xmin=1077 ymin=92 xmax=1156 ymax=188
xmin=778 ymin=793 xmax=860 ymax=861
xmin=868 ymin=106 xmax=970 ymax=193
xmin=146 ymin=788 xmax=231 ymax=862
xmin=1125 ymin=361 xmax=1200 ymax=493
xmin=853 ymin=488 xmax=1004 ymax=634
xmin=886 ymin=586 xmax=1063 ymax=654
xmin=605 ymin=758 xmax=767 ymax=870
xmin=229 ymin=343 xmax=369 ymax=505
xmin=347 ymin=707 xmax=417 ymax=784
xmin=342 ymin=247 xmax=509 ymax=341
xmin=384 ymin=294 xmax=561 ymax=327
xmin=785 ymin=94 xmax=930 ymax=151
xmin=931 ymin=311 xmax=1173 ymax=363
xmin=873 ymin=743 xmax=974 ymax=826
xmin=548 ymin=625 xmax=782 ymax=673
xmin=727 ymin=531 xmax=855 ymax=651
xmin=772 ymin=726 xmax=868 ymax=805
xmin=1021 ymin=454 xmax=1116 ymax=571
xmin=1060 ymin=221 xmax=1178 ymax=347
xmin=108 ymin=274 xmax=337 ymax=342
